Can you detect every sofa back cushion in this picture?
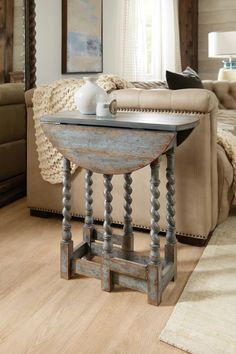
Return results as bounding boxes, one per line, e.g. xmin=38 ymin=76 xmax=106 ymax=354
xmin=203 ymin=80 xmax=236 ymax=110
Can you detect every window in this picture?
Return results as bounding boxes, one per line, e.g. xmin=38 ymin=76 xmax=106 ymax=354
xmin=117 ymin=0 xmax=181 ymax=81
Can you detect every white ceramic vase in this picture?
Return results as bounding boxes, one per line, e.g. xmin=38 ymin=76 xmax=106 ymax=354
xmin=74 ymin=77 xmax=107 ymax=114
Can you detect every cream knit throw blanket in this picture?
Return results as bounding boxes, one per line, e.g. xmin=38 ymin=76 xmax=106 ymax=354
xmin=33 ymin=76 xmax=236 ymax=189
xmin=217 ymin=128 xmax=236 ymax=191
xmin=32 ymin=75 xmax=134 ymax=184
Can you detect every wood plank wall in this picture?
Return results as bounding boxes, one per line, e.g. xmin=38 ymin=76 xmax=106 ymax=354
xmin=198 ymin=0 xmax=236 ymax=80
xmin=13 ymin=0 xmax=24 ymax=72
xmin=0 ymin=0 xmax=14 ymax=83
xmin=179 ymin=0 xmax=198 ymax=72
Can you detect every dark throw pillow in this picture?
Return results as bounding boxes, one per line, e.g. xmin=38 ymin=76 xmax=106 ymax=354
xmin=166 ymin=67 xmax=204 ymax=90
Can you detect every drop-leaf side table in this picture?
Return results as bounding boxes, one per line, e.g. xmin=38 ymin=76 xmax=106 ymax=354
xmin=41 ymin=111 xmax=199 ymax=305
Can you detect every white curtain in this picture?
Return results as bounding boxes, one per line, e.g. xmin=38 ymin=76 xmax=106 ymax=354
xmin=116 ymin=0 xmax=147 ymax=81
xmin=116 ymin=0 xmax=181 ymax=81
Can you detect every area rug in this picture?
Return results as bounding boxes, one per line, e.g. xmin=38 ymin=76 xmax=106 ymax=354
xmin=160 ymin=216 xmax=236 ymax=354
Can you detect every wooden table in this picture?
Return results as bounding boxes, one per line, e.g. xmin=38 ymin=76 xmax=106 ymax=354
xmin=41 ymin=111 xmax=199 ymax=306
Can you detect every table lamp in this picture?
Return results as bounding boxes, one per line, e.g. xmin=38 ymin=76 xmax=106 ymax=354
xmin=208 ymin=31 xmax=236 ymax=80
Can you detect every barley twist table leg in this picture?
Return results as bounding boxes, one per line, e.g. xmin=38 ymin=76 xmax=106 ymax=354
xmin=165 ymin=148 xmax=177 ymax=280
xmin=150 ymin=160 xmax=161 ymax=265
xmin=83 ymin=170 xmax=94 ymax=247
xmin=147 ymin=159 xmax=162 ymax=305
xmin=101 ymin=174 xmax=113 ymax=291
xmin=61 ymin=158 xmax=73 ymax=279
xmin=122 ymin=173 xmax=134 ymax=252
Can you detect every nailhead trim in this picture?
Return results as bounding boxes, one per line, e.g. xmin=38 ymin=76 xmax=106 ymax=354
xmin=30 ymin=207 xmax=208 ymax=240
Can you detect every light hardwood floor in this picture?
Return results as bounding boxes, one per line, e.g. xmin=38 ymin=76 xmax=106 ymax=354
xmin=0 ymin=198 xmax=204 ymax=354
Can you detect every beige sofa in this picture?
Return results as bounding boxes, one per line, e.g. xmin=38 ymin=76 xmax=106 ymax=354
xmin=0 ymin=83 xmax=26 ymax=207
xmin=25 ymin=80 xmax=235 ymax=245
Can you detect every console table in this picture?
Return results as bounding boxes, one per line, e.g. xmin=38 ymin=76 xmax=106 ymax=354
xmin=41 ymin=111 xmax=199 ymax=305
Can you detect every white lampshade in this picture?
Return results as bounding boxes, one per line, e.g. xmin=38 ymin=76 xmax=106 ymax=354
xmin=208 ymin=31 xmax=236 ymax=58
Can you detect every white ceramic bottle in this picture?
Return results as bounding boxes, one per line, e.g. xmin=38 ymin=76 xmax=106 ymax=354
xmin=74 ymin=77 xmax=107 ymax=114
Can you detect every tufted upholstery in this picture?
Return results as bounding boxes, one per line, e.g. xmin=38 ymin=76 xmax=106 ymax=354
xmin=111 ymin=88 xmax=217 ymax=113
xmin=203 ymin=80 xmax=236 ymax=110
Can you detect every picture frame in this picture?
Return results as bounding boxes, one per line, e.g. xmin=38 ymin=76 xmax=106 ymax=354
xmin=62 ymin=0 xmax=103 ymax=74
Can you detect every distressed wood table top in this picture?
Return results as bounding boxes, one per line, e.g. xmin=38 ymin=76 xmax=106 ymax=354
xmin=41 ymin=111 xmax=199 ymax=132
xmin=41 ymin=111 xmax=199 ymax=175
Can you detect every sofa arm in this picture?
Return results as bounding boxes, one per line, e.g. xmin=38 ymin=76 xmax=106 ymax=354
xmin=25 ymin=89 xmax=34 ymax=108
xmin=111 ymin=86 xmax=219 ymax=236
xmin=111 ymin=88 xmax=218 ymax=113
xmin=0 ymin=83 xmax=25 ymax=106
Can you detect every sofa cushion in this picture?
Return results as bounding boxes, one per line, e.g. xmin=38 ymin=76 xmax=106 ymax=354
xmin=217 ymin=109 xmax=236 ymax=121
xmin=217 ymin=109 xmax=236 ymax=136
xmin=166 ymin=67 xmax=203 ymax=90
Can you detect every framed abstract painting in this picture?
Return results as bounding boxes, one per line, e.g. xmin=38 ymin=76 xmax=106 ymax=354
xmin=62 ymin=0 xmax=103 ymax=74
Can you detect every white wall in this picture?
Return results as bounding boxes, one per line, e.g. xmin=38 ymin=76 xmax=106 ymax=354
xmin=35 ymin=0 xmax=120 ymax=86
xmin=36 ymin=0 xmax=236 ymax=84
xmin=102 ymin=0 xmax=120 ymax=75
